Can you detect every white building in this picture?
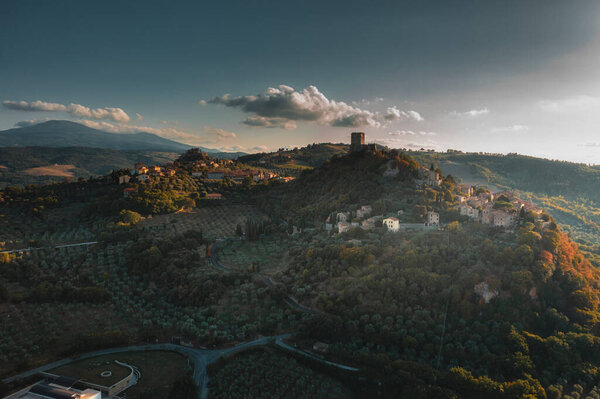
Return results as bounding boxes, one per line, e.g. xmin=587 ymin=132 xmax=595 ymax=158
xmin=493 ymin=211 xmax=516 ymax=227
xmin=426 ymin=211 xmax=439 ymax=226
xmin=337 ymin=221 xmax=350 ymax=234
xmin=118 ymin=175 xmax=131 ymax=184
xmin=459 ymin=204 xmax=479 ymax=219
xmin=20 ymin=382 xmax=101 ymax=399
xmin=137 ymin=174 xmax=150 ymax=182
xmin=383 ymin=217 xmax=400 ymax=232
xmin=336 ymin=212 xmax=350 ymax=223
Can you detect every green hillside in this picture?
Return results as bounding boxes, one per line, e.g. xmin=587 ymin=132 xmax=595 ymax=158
xmin=0 ymin=146 xmax=178 ymax=187
xmin=407 ymin=151 xmax=600 ymax=261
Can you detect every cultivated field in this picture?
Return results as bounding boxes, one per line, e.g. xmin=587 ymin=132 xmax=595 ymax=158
xmin=138 ymin=204 xmax=266 ymax=240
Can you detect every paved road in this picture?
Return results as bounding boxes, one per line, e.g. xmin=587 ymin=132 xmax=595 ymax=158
xmin=209 ymin=239 xmax=319 ymax=314
xmin=0 ymin=241 xmax=98 ymax=254
xmin=3 ymin=334 xmax=357 ymax=398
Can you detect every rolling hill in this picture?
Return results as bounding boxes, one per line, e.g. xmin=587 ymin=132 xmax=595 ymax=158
xmin=0 ymin=146 xmax=179 ymax=187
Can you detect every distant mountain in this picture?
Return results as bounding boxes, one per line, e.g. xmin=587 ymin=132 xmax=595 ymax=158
xmin=0 ymin=120 xmax=192 ymax=152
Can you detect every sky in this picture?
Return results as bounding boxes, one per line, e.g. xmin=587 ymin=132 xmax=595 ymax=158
xmin=1 ymin=0 xmax=600 ymax=163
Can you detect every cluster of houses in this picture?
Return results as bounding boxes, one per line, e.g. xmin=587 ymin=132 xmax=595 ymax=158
xmin=192 ymin=169 xmax=294 ymax=183
xmin=457 ymin=188 xmax=542 ymax=227
xmin=325 ymin=205 xmax=440 ymax=234
xmin=417 ymin=167 xmax=442 ymax=187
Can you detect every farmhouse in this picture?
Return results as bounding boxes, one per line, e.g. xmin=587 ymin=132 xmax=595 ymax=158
xmin=336 ymin=212 xmax=350 ymax=223
xmin=337 ymin=221 xmax=350 ymax=234
xmin=137 ymin=174 xmax=150 ymax=182
xmin=426 ymin=211 xmax=439 ymax=226
xmin=492 ymin=211 xmax=516 ymax=227
xmin=383 ymin=217 xmax=400 ymax=232
xmin=205 ymin=193 xmax=224 ymax=200
xmin=118 ymin=175 xmax=131 ymax=184
xmin=460 ymin=204 xmax=479 ymax=219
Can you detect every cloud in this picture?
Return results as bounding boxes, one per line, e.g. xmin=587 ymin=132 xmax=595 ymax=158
xmin=389 ymin=130 xmax=436 ymax=136
xmin=376 ymin=136 xmax=440 ymax=151
xmin=3 ymin=99 xmax=131 ymax=123
xmin=450 ymin=108 xmax=490 ymax=117
xmin=198 ymin=100 xmax=207 ymax=106
xmin=491 ymin=124 xmax=529 ymax=133
xmin=242 ymin=116 xmax=297 ymax=129
xmin=538 ymin=95 xmax=600 ymax=112
xmin=136 ymin=113 xmax=143 ymax=121
xmin=203 ymin=126 xmax=237 ymax=141
xmin=13 ymin=119 xmax=49 ymax=128
xmin=384 ymin=107 xmax=424 ymax=121
xmin=66 ymin=103 xmax=130 ymax=123
xmin=207 ymin=84 xmax=384 ymax=128
xmin=578 ymin=142 xmax=600 ymax=147
xmin=3 ymin=100 xmax=67 ymax=112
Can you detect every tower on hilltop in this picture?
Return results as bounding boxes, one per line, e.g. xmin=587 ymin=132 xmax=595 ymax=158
xmin=350 ymin=132 xmax=365 ymax=152
xmin=350 ymin=132 xmax=377 ymax=153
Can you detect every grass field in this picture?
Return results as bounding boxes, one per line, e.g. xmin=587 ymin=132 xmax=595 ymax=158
xmin=50 ymin=351 xmax=188 ymax=398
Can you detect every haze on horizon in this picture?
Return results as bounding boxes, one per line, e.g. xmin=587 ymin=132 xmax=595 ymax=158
xmin=2 ymin=0 xmax=600 ymax=164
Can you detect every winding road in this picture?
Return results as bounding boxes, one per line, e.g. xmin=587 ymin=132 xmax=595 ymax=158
xmin=3 ymin=334 xmax=357 ymax=399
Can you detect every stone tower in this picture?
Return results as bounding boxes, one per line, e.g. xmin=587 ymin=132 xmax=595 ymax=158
xmin=350 ymin=132 xmax=365 ymax=152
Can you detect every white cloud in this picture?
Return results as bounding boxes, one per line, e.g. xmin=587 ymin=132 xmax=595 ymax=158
xmin=203 ymin=126 xmax=237 ymax=141
xmin=578 ymin=142 xmax=600 ymax=147
xmin=389 ymin=130 xmax=436 ymax=136
xmin=384 ymin=107 xmax=424 ymax=121
xmin=207 ymin=84 xmax=383 ymax=128
xmin=66 ymin=103 xmax=130 ymax=123
xmin=13 ymin=118 xmax=50 ymax=128
xmin=538 ymin=95 xmax=600 ymax=112
xmin=3 ymin=99 xmax=131 ymax=123
xmin=491 ymin=124 xmax=529 ymax=133
xmin=136 ymin=113 xmax=143 ymax=121
xmin=450 ymin=108 xmax=490 ymax=117
xmin=376 ymin=136 xmax=440 ymax=151
xmin=198 ymin=100 xmax=207 ymax=106
xmin=3 ymin=100 xmax=67 ymax=112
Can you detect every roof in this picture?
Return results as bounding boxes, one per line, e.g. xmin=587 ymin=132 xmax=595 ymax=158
xmin=205 ymin=193 xmax=223 ymax=198
xmin=384 ymin=217 xmax=399 ymax=221
xmin=27 ymin=383 xmax=81 ymax=399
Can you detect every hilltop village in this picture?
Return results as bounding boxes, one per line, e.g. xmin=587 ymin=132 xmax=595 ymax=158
xmin=114 ymin=148 xmax=295 ymax=200
xmin=325 ymin=132 xmax=544 ymax=235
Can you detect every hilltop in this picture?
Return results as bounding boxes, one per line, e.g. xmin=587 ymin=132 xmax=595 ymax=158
xmin=238 ymin=143 xmax=348 ymax=176
xmin=407 ymin=151 xmax=600 ymax=262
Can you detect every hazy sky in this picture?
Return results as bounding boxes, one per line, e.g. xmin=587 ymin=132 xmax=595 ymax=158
xmin=2 ymin=0 xmax=600 ymax=162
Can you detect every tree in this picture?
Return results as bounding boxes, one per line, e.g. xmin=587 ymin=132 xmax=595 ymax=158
xmin=168 ymin=372 xmax=198 ymax=399
xmin=119 ymin=209 xmax=142 ymax=225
